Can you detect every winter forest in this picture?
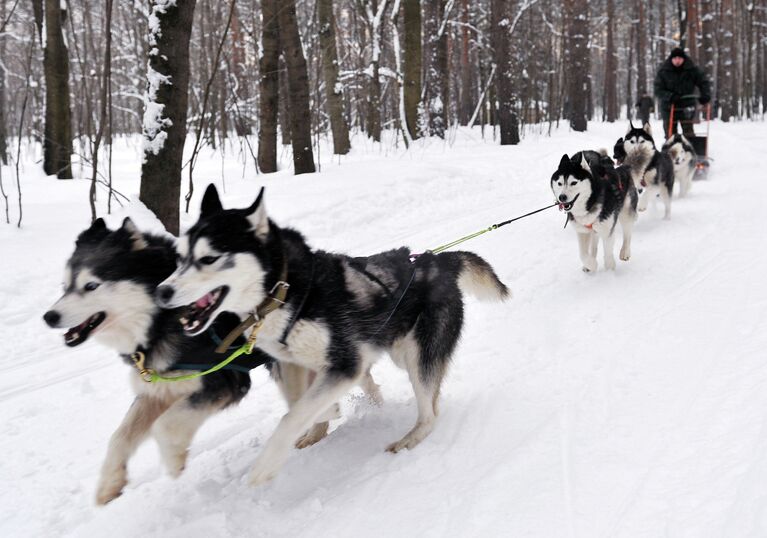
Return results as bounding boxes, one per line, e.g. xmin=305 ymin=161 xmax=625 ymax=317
xmin=3 ymin=2 xmax=767 ymax=536
xmin=0 ymin=0 xmax=765 ymax=232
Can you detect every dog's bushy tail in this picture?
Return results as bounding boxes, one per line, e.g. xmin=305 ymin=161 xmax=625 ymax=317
xmin=449 ymin=251 xmax=510 ymax=302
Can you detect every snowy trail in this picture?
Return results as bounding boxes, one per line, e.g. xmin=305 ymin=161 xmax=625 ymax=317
xmin=1 ymin=121 xmax=766 ymax=537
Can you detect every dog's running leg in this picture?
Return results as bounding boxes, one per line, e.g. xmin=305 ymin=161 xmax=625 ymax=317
xmin=272 ymin=362 xmax=337 ymax=449
xmin=660 ymin=185 xmax=672 ymax=220
xmin=637 ymin=189 xmax=649 ymax=212
xmin=361 ymin=366 xmax=384 ymax=406
xmin=619 ymin=211 xmax=634 ymax=261
xmin=248 ymin=368 xmax=360 ymax=486
xmin=152 ymin=398 xmax=224 ymax=477
xmin=578 ymin=232 xmax=597 ymax=273
xmin=96 ymin=396 xmax=171 ymax=505
xmin=601 ymin=230 xmax=616 ymax=270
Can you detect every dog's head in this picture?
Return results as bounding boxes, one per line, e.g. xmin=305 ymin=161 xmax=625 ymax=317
xmin=662 ymin=134 xmax=694 ymax=166
xmin=44 ymin=218 xmax=177 ymax=349
xmin=156 ymin=185 xmax=279 ymax=336
xmin=551 ymin=153 xmax=597 ymax=212
xmin=623 ymin=121 xmax=656 ymax=157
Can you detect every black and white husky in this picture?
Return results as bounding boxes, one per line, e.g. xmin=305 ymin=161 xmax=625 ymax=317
xmin=43 ymin=218 xmax=270 ymax=505
xmin=619 ymin=122 xmax=675 ymax=218
xmin=662 ymin=134 xmax=696 ymax=198
xmin=550 ymin=151 xmax=638 ymax=272
xmin=155 ymin=185 xmax=510 ymax=486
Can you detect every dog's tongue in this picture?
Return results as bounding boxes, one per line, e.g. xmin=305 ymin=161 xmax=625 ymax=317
xmin=195 ymin=293 xmax=212 ymax=308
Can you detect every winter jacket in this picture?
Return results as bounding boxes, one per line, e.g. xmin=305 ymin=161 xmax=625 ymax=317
xmin=653 ymin=56 xmax=711 ymax=113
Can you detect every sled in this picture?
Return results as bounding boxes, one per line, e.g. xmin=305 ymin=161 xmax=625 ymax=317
xmin=668 ymin=96 xmax=712 ymax=179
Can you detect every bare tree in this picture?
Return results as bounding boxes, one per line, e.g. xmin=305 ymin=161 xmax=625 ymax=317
xmin=43 ymin=0 xmax=73 ymax=178
xmin=319 ymin=0 xmax=351 ymax=154
xmin=565 ymin=0 xmax=589 ymax=131
xmin=279 ymin=0 xmax=315 ymax=174
xmin=258 ymin=0 xmax=279 ymax=172
xmin=491 ymin=0 xmax=520 ymax=144
xmin=139 ymin=0 xmax=197 ymax=236
xmin=604 ymin=0 xmax=618 ymax=121
xmin=423 ymin=0 xmax=449 ymax=138
xmin=402 ymin=0 xmax=421 ymax=139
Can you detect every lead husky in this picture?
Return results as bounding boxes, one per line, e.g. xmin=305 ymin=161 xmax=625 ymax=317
xmin=43 ymin=218 xmax=271 ymax=504
xmin=155 ymin=185 xmax=510 ymax=486
xmin=619 ymin=122 xmax=675 ymax=218
xmin=551 ymin=151 xmax=638 ymax=272
xmin=662 ymin=134 xmax=696 ymax=198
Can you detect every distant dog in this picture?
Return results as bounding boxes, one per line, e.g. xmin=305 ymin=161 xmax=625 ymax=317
xmin=618 ymin=122 xmax=675 ymax=218
xmin=662 ymin=134 xmax=696 ymax=197
xmin=155 ymin=184 xmax=510 ymax=485
xmin=551 ymin=151 xmax=638 ymax=272
xmin=43 ymin=218 xmax=271 ymax=505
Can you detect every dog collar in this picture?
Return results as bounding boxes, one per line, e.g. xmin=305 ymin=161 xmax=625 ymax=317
xmin=213 ymin=259 xmax=289 ymax=353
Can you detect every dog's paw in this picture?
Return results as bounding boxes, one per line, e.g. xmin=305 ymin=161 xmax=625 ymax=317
xmin=582 ymin=259 xmax=598 ymax=273
xmin=247 ymin=463 xmax=279 ymax=487
xmin=295 ymin=423 xmax=328 ymax=449
xmin=95 ymin=471 xmax=127 ymax=505
xmin=620 ymin=252 xmax=631 ymax=261
xmin=163 ymin=451 xmax=187 ymax=478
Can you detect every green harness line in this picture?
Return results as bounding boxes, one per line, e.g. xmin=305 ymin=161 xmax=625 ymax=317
xmin=136 ymin=201 xmax=559 ymax=383
xmin=131 ymin=344 xmax=256 ymax=383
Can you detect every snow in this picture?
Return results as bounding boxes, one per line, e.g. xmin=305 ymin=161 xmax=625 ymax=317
xmin=1 ymin=120 xmax=767 ymax=537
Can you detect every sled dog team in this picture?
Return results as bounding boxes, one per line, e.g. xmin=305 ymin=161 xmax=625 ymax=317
xmin=552 ymin=123 xmax=698 ymax=273
xmin=44 ymin=121 xmax=697 ymax=504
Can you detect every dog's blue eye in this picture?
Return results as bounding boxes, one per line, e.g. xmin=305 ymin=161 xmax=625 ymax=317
xmin=84 ymin=282 xmax=100 ymax=292
xmin=198 ymin=256 xmax=220 ymax=265
xmin=570 ymin=181 xmax=577 ymax=186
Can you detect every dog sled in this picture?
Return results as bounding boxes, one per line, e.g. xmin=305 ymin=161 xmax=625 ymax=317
xmin=668 ymin=95 xmax=712 ymax=179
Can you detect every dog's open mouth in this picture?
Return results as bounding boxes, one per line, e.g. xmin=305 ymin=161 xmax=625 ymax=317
xmin=64 ymin=312 xmax=106 ymax=347
xmin=181 ymin=286 xmax=229 ymax=333
xmin=558 ymin=194 xmax=580 ymax=212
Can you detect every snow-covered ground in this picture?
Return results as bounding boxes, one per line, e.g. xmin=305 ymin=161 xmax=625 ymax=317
xmin=2 ymin=120 xmax=766 ymax=537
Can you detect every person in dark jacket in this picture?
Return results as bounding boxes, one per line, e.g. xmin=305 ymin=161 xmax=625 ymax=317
xmin=654 ymin=47 xmax=711 ymax=139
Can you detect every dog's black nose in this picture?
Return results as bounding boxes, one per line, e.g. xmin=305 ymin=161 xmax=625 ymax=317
xmin=155 ymin=285 xmax=175 ymax=304
xmin=43 ymin=310 xmax=60 ymax=327
xmin=558 ymin=194 xmax=568 ymax=202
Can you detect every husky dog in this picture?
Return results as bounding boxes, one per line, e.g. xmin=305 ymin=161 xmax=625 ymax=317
xmin=612 ymin=137 xmax=627 ymax=165
xmin=155 ymin=185 xmax=509 ymax=486
xmin=551 ymin=151 xmax=638 ymax=272
xmin=662 ymin=134 xmax=696 ymax=198
xmin=43 ymin=218 xmax=272 ymax=505
xmin=619 ymin=122 xmax=675 ymax=218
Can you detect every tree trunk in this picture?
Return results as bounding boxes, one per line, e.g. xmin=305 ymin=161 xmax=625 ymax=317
xmin=636 ymin=0 xmax=647 ymax=95
xmin=403 ymin=0 xmax=421 ymax=139
xmin=278 ymin=56 xmax=292 ymax=146
xmin=459 ymin=0 xmax=472 ymax=125
xmin=43 ymin=0 xmax=73 ymax=179
xmin=659 ymin=0 xmax=667 ymax=59
xmin=423 ymin=0 xmax=448 ymax=138
xmin=700 ymin=0 xmax=716 ymax=94
xmin=491 ymin=0 xmax=519 ymax=145
xmin=139 ymin=0 xmax=197 ymax=236
xmin=278 ymin=0 xmax=315 ymax=174
xmin=318 ymin=0 xmax=350 ymax=154
xmin=0 ymin=0 xmax=7 ymax=165
xmin=565 ymin=0 xmax=589 ymax=131
xmin=604 ymin=0 xmax=618 ymax=122
xmin=719 ymin=0 xmax=735 ymax=121
xmin=257 ymin=0 xmax=279 ymax=172
xmin=687 ymin=0 xmax=699 ymax=60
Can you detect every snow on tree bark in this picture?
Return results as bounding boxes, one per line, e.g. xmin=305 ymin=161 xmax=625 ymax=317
xmin=139 ymin=0 xmax=196 ymax=236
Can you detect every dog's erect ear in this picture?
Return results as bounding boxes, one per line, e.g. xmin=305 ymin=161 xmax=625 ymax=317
xmin=579 ymin=153 xmax=591 ymax=174
xmin=91 ymin=217 xmax=106 ymax=231
xmin=629 ymin=119 xmax=635 ymax=130
xmin=120 ymin=217 xmax=147 ymax=251
xmin=76 ymin=217 xmax=109 ymax=247
xmin=200 ymin=184 xmax=223 ymax=218
xmin=558 ymin=154 xmax=570 ymax=171
xmin=642 ymin=122 xmax=652 ymax=135
xmin=245 ymin=187 xmax=268 ymax=240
